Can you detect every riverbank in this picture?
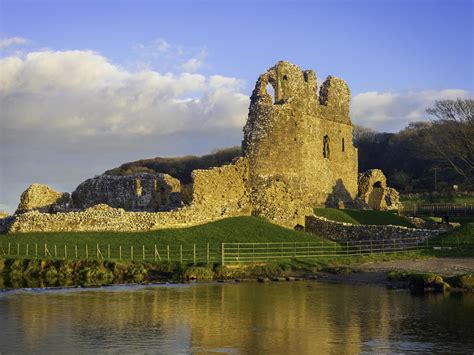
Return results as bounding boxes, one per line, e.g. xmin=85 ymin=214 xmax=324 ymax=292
xmin=1 ymin=255 xmax=473 ymax=292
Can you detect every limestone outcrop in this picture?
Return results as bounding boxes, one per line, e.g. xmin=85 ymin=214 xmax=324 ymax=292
xmin=72 ymin=173 xmax=181 ymax=212
xmin=15 ymin=184 xmax=71 ymax=214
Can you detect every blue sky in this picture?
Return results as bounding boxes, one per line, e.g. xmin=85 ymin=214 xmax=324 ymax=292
xmin=2 ymin=0 xmax=472 ymax=93
xmin=0 ymin=0 xmax=473 ymax=213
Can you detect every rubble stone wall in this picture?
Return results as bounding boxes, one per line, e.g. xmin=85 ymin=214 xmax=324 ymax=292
xmin=7 ymin=204 xmax=246 ymax=233
xmin=305 ymin=215 xmax=442 ymax=242
xmin=72 ymin=173 xmax=181 ymax=212
xmin=191 ymin=157 xmax=251 ymax=215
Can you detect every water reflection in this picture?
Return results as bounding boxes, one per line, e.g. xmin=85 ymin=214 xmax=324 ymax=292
xmin=0 ymin=282 xmax=473 ymax=353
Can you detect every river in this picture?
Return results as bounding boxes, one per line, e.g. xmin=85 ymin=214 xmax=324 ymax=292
xmin=0 ymin=281 xmax=473 ymax=353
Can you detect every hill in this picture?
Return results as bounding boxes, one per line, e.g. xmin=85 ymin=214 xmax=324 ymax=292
xmin=104 ymin=146 xmax=242 ymax=183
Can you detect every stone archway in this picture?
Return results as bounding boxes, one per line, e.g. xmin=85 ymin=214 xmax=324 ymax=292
xmin=358 ymin=169 xmax=388 ymax=210
xmin=368 ymin=181 xmax=384 ymax=210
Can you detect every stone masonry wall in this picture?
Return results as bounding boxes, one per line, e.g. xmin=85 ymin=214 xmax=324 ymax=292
xmin=305 ymin=215 xmax=442 ymax=242
xmin=7 ymin=203 xmax=247 ymax=233
xmin=191 ymin=157 xmax=251 ymax=216
xmin=72 ymin=173 xmax=181 ymax=212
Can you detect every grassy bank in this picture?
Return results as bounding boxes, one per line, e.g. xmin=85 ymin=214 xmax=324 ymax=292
xmin=313 ymin=208 xmax=415 ymax=227
xmin=0 ymin=217 xmax=334 ymax=262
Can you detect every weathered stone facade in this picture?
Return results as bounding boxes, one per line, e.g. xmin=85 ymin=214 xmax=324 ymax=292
xmin=191 ymin=157 xmax=251 ymax=215
xmin=243 ymin=61 xmax=358 ymax=226
xmin=305 ymin=215 xmax=442 ymax=242
xmin=72 ymin=173 xmax=181 ymax=211
xmin=16 ymin=184 xmax=71 ymax=214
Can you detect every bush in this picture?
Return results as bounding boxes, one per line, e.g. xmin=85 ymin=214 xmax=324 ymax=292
xmin=183 ymin=266 xmax=214 ymax=281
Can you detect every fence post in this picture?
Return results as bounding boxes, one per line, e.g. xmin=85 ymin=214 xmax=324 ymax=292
xmin=26 ymin=243 xmax=29 ymax=257
xmin=108 ymin=244 xmax=111 ymax=259
xmin=131 ymin=246 xmax=134 ymax=260
xmin=64 ymin=245 xmax=67 ymax=259
xmin=142 ymin=245 xmax=145 ymax=261
xmin=75 ymin=245 xmax=78 ymax=259
xmin=35 ymin=243 xmax=38 ymax=258
xmin=180 ymin=245 xmax=183 ymax=265
xmin=54 ymin=244 xmax=57 ymax=258
xmin=207 ymin=243 xmax=210 ymax=265
xmin=86 ymin=244 xmax=89 ymax=259
xmin=119 ymin=245 xmax=122 ymax=260
xmin=44 ymin=244 xmax=51 ymax=258
xmin=97 ymin=244 xmax=103 ymax=259
xmin=167 ymin=245 xmax=170 ymax=262
xmin=154 ymin=244 xmax=159 ymax=262
xmin=221 ymin=243 xmax=224 ymax=266
xmin=193 ymin=244 xmax=196 ymax=265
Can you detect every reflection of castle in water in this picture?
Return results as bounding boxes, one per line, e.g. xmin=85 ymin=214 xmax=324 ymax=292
xmin=3 ymin=283 xmax=473 ymax=353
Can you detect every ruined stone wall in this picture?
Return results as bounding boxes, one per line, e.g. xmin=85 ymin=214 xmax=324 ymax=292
xmin=7 ymin=203 xmax=246 ymax=233
xmin=191 ymin=157 xmax=251 ymax=216
xmin=72 ymin=173 xmax=181 ymax=212
xmin=242 ymin=61 xmax=358 ymax=226
xmin=16 ymin=184 xmax=71 ymax=214
xmin=305 ymin=215 xmax=442 ymax=242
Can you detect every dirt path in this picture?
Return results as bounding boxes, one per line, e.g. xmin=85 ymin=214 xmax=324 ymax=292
xmin=355 ymin=257 xmax=474 ymax=275
xmin=314 ymin=258 xmax=474 ymax=286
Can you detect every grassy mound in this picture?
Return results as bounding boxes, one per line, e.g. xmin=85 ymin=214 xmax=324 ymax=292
xmin=313 ymin=208 xmax=415 ymax=227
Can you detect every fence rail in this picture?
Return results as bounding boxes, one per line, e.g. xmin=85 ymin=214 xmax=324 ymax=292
xmin=2 ymin=237 xmax=471 ymax=265
xmin=399 ymin=203 xmax=474 ymax=217
xmin=0 ymin=242 xmax=220 ymax=265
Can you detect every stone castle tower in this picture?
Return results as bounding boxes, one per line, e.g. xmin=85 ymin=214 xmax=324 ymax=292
xmin=241 ymin=61 xmax=358 ymax=224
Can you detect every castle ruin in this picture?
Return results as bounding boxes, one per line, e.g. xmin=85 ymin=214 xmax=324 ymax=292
xmin=5 ymin=61 xmax=372 ymax=233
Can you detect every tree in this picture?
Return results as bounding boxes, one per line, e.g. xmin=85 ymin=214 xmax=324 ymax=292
xmin=426 ymin=99 xmax=474 ymax=188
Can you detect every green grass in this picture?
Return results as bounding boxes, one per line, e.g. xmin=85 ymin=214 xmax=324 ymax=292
xmin=423 ymin=216 xmax=474 ymax=226
xmin=432 ymin=223 xmax=474 ymax=244
xmin=313 ymin=208 xmax=415 ymax=227
xmin=0 ymin=217 xmax=334 ymax=262
xmin=400 ymin=196 xmax=474 ymax=204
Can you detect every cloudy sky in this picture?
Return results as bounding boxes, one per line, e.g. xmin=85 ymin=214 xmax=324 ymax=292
xmin=0 ymin=0 xmax=473 ymax=213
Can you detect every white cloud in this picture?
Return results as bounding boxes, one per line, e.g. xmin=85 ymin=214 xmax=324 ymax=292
xmin=0 ymin=36 xmax=28 ymax=50
xmin=0 ymin=49 xmax=248 ymax=136
xmin=351 ymin=89 xmax=473 ymax=132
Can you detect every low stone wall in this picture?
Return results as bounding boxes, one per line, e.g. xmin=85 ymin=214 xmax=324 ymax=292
xmin=305 ymin=215 xmax=442 ymax=242
xmin=6 ymin=203 xmax=248 ymax=233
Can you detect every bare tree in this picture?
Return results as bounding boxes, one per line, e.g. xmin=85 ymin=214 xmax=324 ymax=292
xmin=426 ymin=99 xmax=474 ymax=187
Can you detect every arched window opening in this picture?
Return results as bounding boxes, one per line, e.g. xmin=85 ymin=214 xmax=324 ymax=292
xmin=323 ymin=135 xmax=330 ymax=159
xmin=342 ymin=138 xmax=345 ymax=152
xmin=266 ymin=83 xmax=275 ymax=104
